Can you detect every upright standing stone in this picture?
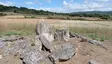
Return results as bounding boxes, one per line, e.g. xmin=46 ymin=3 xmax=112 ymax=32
xmin=36 ymin=21 xmax=52 ymax=35
xmin=54 ymin=29 xmax=69 ymax=42
xmin=63 ymin=29 xmax=69 ymax=41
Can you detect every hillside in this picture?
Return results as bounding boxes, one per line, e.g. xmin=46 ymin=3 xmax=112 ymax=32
xmin=0 ymin=5 xmax=112 ymax=20
xmin=0 ymin=5 xmax=56 ymax=15
xmin=72 ymin=11 xmax=112 ymax=15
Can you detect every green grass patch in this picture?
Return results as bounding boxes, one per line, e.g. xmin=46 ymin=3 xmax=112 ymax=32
xmin=5 ymin=30 xmax=22 ymax=36
xmin=88 ymin=34 xmax=107 ymax=41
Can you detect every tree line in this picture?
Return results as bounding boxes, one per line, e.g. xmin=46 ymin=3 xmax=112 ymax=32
xmin=0 ymin=5 xmax=112 ymax=20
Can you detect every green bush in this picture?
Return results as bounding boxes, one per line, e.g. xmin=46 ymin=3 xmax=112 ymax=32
xmin=0 ymin=13 xmax=6 ymax=16
xmin=24 ymin=16 xmax=36 ymax=18
xmin=31 ymin=16 xmax=36 ymax=18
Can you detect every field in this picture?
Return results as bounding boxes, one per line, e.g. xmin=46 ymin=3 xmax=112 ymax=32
xmin=0 ymin=16 xmax=112 ymax=41
xmin=0 ymin=16 xmax=112 ymax=64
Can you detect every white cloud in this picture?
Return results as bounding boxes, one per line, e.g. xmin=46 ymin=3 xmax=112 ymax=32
xmin=63 ymin=1 xmax=72 ymax=8
xmin=62 ymin=0 xmax=112 ymax=12
xmin=26 ymin=0 xmax=112 ymax=13
xmin=1 ymin=0 xmax=111 ymax=13
xmin=95 ymin=0 xmax=109 ymax=2
xmin=25 ymin=2 xmax=34 ymax=5
xmin=0 ymin=2 xmax=7 ymax=6
xmin=0 ymin=1 xmax=14 ymax=6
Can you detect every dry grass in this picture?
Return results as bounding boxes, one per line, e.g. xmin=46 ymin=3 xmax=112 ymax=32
xmin=0 ymin=19 xmax=58 ymax=36
xmin=47 ymin=15 xmax=104 ymax=21
xmin=0 ymin=23 xmax=36 ymax=36
xmin=69 ymin=27 xmax=112 ymax=41
xmin=52 ymin=20 xmax=112 ymax=40
xmin=0 ymin=18 xmax=112 ymax=40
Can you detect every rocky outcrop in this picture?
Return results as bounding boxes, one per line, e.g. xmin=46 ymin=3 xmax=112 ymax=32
xmin=22 ymin=49 xmax=43 ymax=64
xmin=49 ymin=43 xmax=76 ymax=62
xmin=3 ymin=38 xmax=31 ymax=56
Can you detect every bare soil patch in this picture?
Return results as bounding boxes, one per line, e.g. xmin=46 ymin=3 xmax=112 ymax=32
xmin=57 ymin=38 xmax=112 ymax=64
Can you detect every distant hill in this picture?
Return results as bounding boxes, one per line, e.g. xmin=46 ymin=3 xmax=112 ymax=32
xmin=70 ymin=11 xmax=112 ymax=20
xmin=0 ymin=5 xmax=56 ymax=15
xmin=0 ymin=4 xmax=112 ymax=15
xmin=72 ymin=11 xmax=112 ymax=15
xmin=0 ymin=4 xmax=112 ymax=20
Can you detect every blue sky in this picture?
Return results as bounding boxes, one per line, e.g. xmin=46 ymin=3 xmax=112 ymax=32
xmin=0 ymin=0 xmax=112 ymax=12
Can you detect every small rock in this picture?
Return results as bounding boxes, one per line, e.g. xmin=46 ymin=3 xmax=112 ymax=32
xmin=73 ymin=33 xmax=81 ymax=38
xmin=0 ymin=55 xmax=2 ymax=59
xmin=69 ymin=32 xmax=76 ymax=38
xmin=80 ymin=36 xmax=89 ymax=42
xmin=88 ymin=40 xmax=106 ymax=49
xmin=88 ymin=60 xmax=98 ymax=64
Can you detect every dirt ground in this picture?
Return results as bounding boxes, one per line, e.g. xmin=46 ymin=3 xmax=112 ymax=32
xmin=57 ymin=38 xmax=112 ymax=64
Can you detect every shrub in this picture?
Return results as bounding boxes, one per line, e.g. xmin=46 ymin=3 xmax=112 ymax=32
xmin=0 ymin=13 xmax=6 ymax=16
xmin=31 ymin=16 xmax=36 ymax=18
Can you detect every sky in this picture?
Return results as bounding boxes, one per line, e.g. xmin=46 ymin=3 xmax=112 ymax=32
xmin=0 ymin=0 xmax=112 ymax=13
